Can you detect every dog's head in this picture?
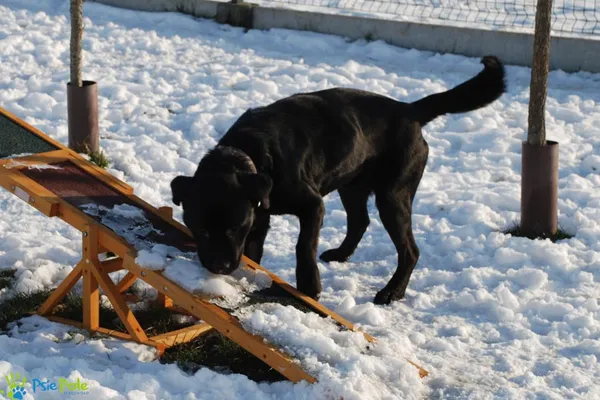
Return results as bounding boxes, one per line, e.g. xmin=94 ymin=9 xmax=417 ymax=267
xmin=171 ymin=148 xmax=271 ymax=275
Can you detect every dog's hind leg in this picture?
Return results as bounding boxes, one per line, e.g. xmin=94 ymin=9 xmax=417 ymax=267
xmin=320 ymin=187 xmax=371 ymax=263
xmin=373 ymin=134 xmax=428 ymax=305
xmin=373 ymin=187 xmax=420 ymax=305
xmin=244 ymin=212 xmax=270 ymax=263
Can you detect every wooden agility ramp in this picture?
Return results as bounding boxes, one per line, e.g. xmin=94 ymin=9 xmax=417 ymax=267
xmin=0 ymin=106 xmax=428 ymax=382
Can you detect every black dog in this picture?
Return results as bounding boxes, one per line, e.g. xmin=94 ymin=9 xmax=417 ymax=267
xmin=171 ymin=56 xmax=505 ymax=304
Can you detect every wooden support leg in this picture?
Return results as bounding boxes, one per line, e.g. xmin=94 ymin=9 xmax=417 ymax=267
xmin=82 ymin=224 xmax=100 ymax=331
xmin=83 ymin=267 xmax=99 ymax=330
xmin=88 ymin=251 xmax=149 ymax=343
xmin=38 ymin=263 xmax=83 ymax=315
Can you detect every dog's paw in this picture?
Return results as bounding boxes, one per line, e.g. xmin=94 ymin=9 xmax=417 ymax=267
xmin=298 ymin=284 xmax=321 ymax=301
xmin=297 ymin=279 xmax=322 ymax=301
xmin=298 ymin=286 xmax=321 ymax=301
xmin=319 ymin=248 xmax=350 ymax=263
xmin=374 ymin=288 xmax=405 ymax=305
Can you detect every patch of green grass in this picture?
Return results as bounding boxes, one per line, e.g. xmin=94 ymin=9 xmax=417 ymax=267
xmin=160 ymin=330 xmax=286 ymax=382
xmin=87 ymin=149 xmax=109 ymax=169
xmin=0 ymin=269 xmax=17 ymax=290
xmin=0 ymin=290 xmax=52 ymax=331
xmin=503 ymin=223 xmax=574 ymax=242
xmin=364 ymin=32 xmax=375 ymax=42
xmin=82 ymin=145 xmax=110 ymax=169
xmin=53 ymin=293 xmax=123 ymax=332
xmin=132 ymin=304 xmax=190 ymax=336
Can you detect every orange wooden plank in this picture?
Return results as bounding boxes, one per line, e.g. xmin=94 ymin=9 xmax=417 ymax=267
xmin=44 ymin=315 xmax=166 ymax=353
xmin=38 ymin=263 xmax=83 ymax=315
xmin=158 ymin=206 xmax=173 ymax=219
xmin=151 ymin=323 xmax=213 ymax=347
xmin=116 ymin=271 xmax=138 ymax=293
xmin=83 ymin=266 xmax=100 ymax=330
xmin=102 ymin=257 xmax=124 ymax=274
xmin=82 ymin=225 xmax=100 ymax=331
xmin=156 ymin=292 xmax=174 ymax=308
xmin=0 ymin=168 xmax=133 ymax=257
xmin=0 ymin=168 xmax=61 ymax=217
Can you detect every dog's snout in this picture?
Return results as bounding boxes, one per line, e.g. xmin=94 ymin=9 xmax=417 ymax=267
xmin=205 ymin=261 xmax=232 ymax=275
xmin=214 ymin=262 xmax=230 ymax=274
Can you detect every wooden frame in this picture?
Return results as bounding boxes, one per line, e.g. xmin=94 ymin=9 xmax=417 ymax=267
xmin=0 ymin=106 xmax=428 ymax=382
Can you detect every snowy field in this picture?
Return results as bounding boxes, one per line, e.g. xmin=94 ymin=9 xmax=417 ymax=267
xmin=1 ymin=0 xmax=600 ymax=399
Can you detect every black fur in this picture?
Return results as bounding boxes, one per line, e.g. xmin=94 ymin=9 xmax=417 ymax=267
xmin=171 ymin=56 xmax=506 ymax=304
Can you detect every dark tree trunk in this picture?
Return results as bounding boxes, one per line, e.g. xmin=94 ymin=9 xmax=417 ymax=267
xmin=70 ymin=0 xmax=83 ymax=88
xmin=67 ymin=0 xmax=99 ymax=153
xmin=527 ymin=0 xmax=553 ymax=146
xmin=521 ymin=0 xmax=558 ymax=238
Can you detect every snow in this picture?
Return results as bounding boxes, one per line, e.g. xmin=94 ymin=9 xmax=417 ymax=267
xmin=0 ymin=0 xmax=599 ymax=399
xmin=136 ymin=245 xmax=273 ymax=308
xmin=81 ymin=203 xmax=165 ymax=251
xmin=235 ymin=303 xmax=421 ymax=400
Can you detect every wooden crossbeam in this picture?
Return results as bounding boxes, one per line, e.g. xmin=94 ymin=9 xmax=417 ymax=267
xmin=151 ymin=323 xmax=213 ymax=347
xmin=102 ymin=257 xmax=124 ymax=274
xmin=156 ymin=292 xmax=174 ymax=308
xmin=116 ymin=271 xmax=138 ymax=293
xmin=45 ymin=315 xmax=167 ymax=354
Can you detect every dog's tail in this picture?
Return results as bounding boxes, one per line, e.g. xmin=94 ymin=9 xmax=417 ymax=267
xmin=411 ymin=56 xmax=506 ymax=126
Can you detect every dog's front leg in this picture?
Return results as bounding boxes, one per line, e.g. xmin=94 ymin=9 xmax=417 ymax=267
xmin=244 ymin=211 xmax=270 ymax=263
xmin=295 ymin=195 xmax=325 ymax=300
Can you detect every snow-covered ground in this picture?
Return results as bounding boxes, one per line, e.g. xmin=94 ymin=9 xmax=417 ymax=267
xmin=1 ymin=0 xmax=600 ymax=398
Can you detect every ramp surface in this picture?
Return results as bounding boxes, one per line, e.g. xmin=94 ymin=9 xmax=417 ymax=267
xmin=0 ymin=113 xmax=58 ymax=157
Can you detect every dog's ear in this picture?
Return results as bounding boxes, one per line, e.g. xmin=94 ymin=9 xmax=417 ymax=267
xmin=240 ymin=173 xmax=272 ymax=210
xmin=170 ymin=175 xmax=194 ymax=206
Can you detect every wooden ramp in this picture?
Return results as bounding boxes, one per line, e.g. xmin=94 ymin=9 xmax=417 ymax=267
xmin=0 ymin=107 xmax=428 ymax=382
